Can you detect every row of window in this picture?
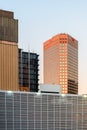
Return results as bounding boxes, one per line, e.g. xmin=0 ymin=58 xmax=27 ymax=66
xmin=60 ymin=38 xmax=67 ymax=40
xmin=59 ymin=50 xmax=67 ymax=53
xmin=60 ymin=79 xmax=67 ymax=81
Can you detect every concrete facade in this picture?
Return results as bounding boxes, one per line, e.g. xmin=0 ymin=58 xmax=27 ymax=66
xmin=44 ymin=33 xmax=78 ymax=94
xmin=0 ymin=10 xmax=18 ymax=91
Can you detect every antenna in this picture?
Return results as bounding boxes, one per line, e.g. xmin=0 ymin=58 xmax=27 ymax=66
xmin=28 ymin=44 xmax=30 ymax=91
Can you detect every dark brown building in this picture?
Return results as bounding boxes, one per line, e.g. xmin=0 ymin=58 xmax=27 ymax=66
xmin=0 ymin=10 xmax=18 ymax=91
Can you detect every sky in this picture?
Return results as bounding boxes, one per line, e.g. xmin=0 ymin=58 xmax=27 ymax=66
xmin=0 ymin=0 xmax=87 ymax=94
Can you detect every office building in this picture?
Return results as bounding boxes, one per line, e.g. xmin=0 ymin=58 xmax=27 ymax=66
xmin=0 ymin=10 xmax=18 ymax=90
xmin=44 ymin=33 xmax=78 ymax=94
xmin=19 ymin=49 xmax=39 ymax=92
xmin=0 ymin=90 xmax=87 ymax=130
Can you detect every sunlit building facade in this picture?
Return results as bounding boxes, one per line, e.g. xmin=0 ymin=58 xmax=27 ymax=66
xmin=44 ymin=33 xmax=78 ymax=94
xmin=0 ymin=10 xmax=18 ymax=91
xmin=0 ymin=91 xmax=87 ymax=130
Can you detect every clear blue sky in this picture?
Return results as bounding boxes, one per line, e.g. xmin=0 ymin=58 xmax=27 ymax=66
xmin=1 ymin=0 xmax=87 ymax=94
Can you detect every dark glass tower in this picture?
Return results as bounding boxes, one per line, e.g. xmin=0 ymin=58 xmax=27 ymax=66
xmin=19 ymin=49 xmax=39 ymax=92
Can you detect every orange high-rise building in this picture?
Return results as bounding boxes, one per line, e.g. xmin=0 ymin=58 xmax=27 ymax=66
xmin=44 ymin=33 xmax=78 ymax=94
xmin=0 ymin=10 xmax=18 ymax=91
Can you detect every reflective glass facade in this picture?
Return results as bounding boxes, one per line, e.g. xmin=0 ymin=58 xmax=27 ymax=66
xmin=19 ymin=49 xmax=39 ymax=92
xmin=0 ymin=91 xmax=87 ymax=130
xmin=44 ymin=34 xmax=78 ymax=94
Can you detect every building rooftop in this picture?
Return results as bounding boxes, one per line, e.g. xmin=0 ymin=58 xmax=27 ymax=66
xmin=0 ymin=90 xmax=87 ymax=97
xmin=0 ymin=9 xmax=13 ymax=18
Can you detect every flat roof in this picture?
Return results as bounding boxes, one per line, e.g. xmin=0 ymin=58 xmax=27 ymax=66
xmin=0 ymin=90 xmax=86 ymax=97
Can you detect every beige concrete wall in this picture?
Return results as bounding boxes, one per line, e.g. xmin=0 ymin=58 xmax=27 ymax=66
xmin=0 ymin=41 xmax=18 ymax=91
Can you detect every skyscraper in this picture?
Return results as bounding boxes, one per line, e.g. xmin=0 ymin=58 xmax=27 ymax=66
xmin=0 ymin=10 xmax=18 ymax=90
xmin=19 ymin=49 xmax=39 ymax=92
xmin=44 ymin=33 xmax=78 ymax=94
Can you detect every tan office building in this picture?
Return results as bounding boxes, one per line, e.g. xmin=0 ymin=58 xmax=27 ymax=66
xmin=44 ymin=33 xmax=78 ymax=94
xmin=0 ymin=10 xmax=18 ymax=91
